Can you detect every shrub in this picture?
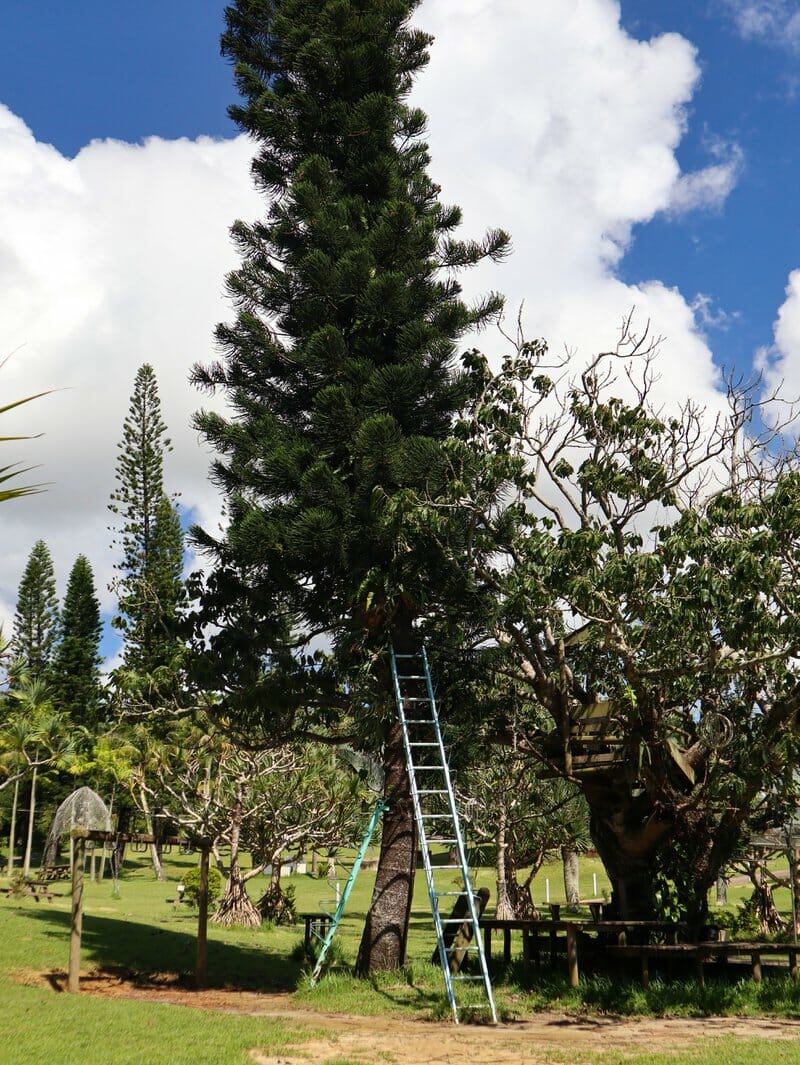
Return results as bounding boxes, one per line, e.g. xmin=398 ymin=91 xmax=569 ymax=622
xmin=180 ymin=866 xmax=223 ymax=908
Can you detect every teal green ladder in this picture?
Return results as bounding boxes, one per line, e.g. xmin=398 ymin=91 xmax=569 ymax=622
xmin=309 ymin=798 xmax=388 ymax=985
xmin=390 ymin=645 xmax=497 ymax=1024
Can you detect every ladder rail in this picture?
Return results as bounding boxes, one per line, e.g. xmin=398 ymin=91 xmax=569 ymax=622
xmin=391 ymin=647 xmax=458 ymax=1017
xmin=391 ymin=645 xmax=497 ymax=1025
xmin=309 ymin=797 xmax=388 ymax=985
xmin=420 ymin=645 xmax=496 ymax=1017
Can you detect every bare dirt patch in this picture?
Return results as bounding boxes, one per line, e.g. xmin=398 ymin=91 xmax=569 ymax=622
xmin=15 ymin=968 xmax=800 ymax=1065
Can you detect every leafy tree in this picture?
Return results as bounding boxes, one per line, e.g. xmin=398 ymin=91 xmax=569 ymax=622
xmin=109 ymin=364 xmax=184 ymax=679
xmin=143 ymin=717 xmax=368 ymax=927
xmin=12 ymin=540 xmax=59 ymax=679
xmin=52 ymin=555 xmax=104 ymax=728
xmin=191 ymin=0 xmax=508 ymax=971
xmin=453 ymin=327 xmax=800 ymax=924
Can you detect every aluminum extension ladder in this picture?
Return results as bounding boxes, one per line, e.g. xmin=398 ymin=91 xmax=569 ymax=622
xmin=390 ymin=645 xmax=497 ymax=1024
xmin=309 ymin=797 xmax=388 ymax=985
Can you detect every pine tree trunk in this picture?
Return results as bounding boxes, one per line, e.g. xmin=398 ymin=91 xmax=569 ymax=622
xmin=23 ymin=765 xmax=38 ymax=878
xmin=212 ymin=783 xmax=261 ymax=928
xmin=356 ymin=717 xmax=416 ymax=974
xmin=562 ymin=843 xmax=580 ymax=911
xmin=138 ymin=787 xmax=166 ymax=881
xmin=7 ymin=777 xmax=20 ymax=876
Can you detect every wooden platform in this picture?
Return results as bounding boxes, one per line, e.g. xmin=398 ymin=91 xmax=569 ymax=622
xmin=607 ymin=941 xmax=800 ymax=986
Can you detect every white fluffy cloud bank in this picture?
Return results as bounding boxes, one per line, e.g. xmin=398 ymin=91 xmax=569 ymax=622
xmin=0 ymin=0 xmax=747 ymax=641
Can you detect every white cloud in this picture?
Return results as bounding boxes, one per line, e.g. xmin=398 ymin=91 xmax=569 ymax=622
xmin=668 ymin=142 xmax=744 ymax=216
xmin=755 ymin=270 xmax=800 ymax=402
xmin=0 ymin=105 xmax=261 ymax=625
xmin=721 ymin=1 xmax=800 ymax=50
xmin=0 ymin=0 xmax=746 ymax=649
xmin=414 ymin=0 xmax=729 ymax=402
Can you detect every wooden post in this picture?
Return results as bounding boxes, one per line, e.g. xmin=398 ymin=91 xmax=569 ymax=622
xmin=566 ymin=924 xmax=579 ymax=988
xmin=68 ymin=830 xmax=87 ymax=993
xmin=195 ymin=845 xmax=209 ymax=988
xmin=751 ymin=951 xmax=762 ymax=983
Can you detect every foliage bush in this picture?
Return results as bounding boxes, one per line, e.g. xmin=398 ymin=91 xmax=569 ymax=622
xmin=180 ymin=866 xmax=223 ymax=908
xmin=259 ymin=883 xmax=297 ymax=925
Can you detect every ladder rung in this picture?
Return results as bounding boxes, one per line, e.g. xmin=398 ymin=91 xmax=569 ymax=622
xmin=401 ymin=697 xmax=431 ymax=702
xmin=452 ymin=974 xmax=484 ymax=981
xmin=397 ymin=674 xmax=426 ymax=679
xmin=441 ymin=917 xmax=478 ymax=924
xmin=426 ymin=838 xmax=458 ymax=844
xmin=420 ymin=813 xmax=450 ymax=819
xmin=409 ymin=741 xmax=439 ymax=747
xmin=417 ymin=789 xmax=447 ymax=795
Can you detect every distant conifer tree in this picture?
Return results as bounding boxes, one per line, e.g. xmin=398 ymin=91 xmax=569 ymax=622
xmin=52 ymin=555 xmax=104 ymax=727
xmin=109 ymin=364 xmax=184 ymax=677
xmin=12 ymin=539 xmax=59 ymax=679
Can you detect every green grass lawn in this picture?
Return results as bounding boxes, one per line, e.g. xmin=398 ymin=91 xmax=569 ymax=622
xmin=2 ymin=848 xmax=800 ymax=1064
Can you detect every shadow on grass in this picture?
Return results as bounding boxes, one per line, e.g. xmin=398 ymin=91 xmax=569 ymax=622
xmin=20 ymin=907 xmax=307 ymax=992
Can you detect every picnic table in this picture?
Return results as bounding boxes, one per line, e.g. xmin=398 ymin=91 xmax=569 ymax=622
xmin=1 ymin=879 xmax=63 ymax=902
xmin=479 ymin=916 xmax=693 ymax=987
xmin=36 ymin=865 xmax=70 ymax=882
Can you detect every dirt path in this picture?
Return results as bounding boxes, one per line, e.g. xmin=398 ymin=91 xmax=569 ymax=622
xmin=19 ymin=970 xmax=800 ymax=1065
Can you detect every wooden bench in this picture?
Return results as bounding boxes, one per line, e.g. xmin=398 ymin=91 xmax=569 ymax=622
xmin=606 ymin=941 xmax=800 ymax=986
xmin=37 ymin=865 xmax=70 ymax=882
xmin=300 ymin=912 xmax=332 ymax=948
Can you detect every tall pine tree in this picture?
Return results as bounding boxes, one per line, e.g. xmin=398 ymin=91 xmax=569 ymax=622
xmin=109 ymin=364 xmax=184 ymax=678
xmin=12 ymin=540 xmax=59 ymax=679
xmin=52 ymin=555 xmax=104 ymax=727
xmin=193 ymin=0 xmax=508 ymax=971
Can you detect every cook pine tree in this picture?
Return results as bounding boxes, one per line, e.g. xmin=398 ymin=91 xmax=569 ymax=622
xmin=52 ymin=554 xmax=104 ymax=729
xmin=11 ymin=539 xmax=59 ymax=680
xmin=192 ymin=0 xmax=509 ymax=972
xmin=109 ymin=363 xmax=184 ymax=681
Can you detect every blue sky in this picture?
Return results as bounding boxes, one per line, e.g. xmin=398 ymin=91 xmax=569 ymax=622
xmin=0 ymin=0 xmax=799 ymax=663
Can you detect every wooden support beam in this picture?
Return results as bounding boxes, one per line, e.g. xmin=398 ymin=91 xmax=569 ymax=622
xmin=68 ymin=830 xmax=87 ymax=993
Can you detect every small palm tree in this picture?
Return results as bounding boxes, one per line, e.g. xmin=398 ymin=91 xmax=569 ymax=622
xmin=5 ymin=673 xmax=75 ymax=876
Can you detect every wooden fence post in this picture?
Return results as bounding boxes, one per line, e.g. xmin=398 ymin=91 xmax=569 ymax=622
xmin=68 ymin=829 xmax=87 ymax=993
xmin=196 ymin=845 xmax=209 ymax=988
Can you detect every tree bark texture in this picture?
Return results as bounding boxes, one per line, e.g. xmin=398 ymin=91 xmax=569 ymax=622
xmin=356 ymin=717 xmax=416 ymax=974
xmin=22 ymin=765 xmax=38 ymax=878
xmin=562 ymin=843 xmax=580 ymax=911
xmin=583 ymin=771 xmax=670 ymax=919
xmin=138 ymin=787 xmax=166 ymax=881
xmin=212 ymin=782 xmax=261 ymax=928
xmin=7 ymin=778 xmax=19 ymax=876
